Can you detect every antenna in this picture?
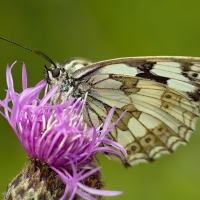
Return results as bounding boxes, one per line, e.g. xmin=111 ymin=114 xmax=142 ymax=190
xmin=0 ymin=36 xmax=57 ymax=68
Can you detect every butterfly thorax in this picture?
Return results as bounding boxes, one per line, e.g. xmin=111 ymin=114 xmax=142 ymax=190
xmin=45 ymin=58 xmax=92 ymax=104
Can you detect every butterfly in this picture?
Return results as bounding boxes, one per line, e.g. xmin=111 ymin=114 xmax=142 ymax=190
xmin=45 ymin=56 xmax=200 ymax=167
xmin=1 ymin=36 xmax=199 ymax=167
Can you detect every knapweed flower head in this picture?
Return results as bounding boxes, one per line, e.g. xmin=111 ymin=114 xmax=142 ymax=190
xmin=1 ymin=62 xmax=126 ymax=200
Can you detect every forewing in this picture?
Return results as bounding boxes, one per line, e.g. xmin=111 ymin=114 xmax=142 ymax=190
xmin=74 ymin=57 xmax=200 ymax=166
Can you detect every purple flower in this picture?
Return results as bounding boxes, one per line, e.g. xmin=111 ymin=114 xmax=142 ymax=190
xmin=0 ymin=62 xmax=126 ymax=200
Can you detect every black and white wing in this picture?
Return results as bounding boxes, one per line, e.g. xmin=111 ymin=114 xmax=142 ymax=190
xmin=71 ymin=56 xmax=200 ymax=166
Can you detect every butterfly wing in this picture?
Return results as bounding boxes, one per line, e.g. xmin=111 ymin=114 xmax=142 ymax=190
xmin=72 ymin=56 xmax=200 ymax=166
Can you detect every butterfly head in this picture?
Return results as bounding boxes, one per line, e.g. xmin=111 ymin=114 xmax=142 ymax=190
xmin=45 ymin=58 xmax=91 ymax=85
xmin=45 ymin=58 xmax=92 ymax=103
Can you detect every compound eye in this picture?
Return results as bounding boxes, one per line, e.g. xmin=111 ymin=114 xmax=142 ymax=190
xmin=52 ymin=68 xmax=60 ymax=78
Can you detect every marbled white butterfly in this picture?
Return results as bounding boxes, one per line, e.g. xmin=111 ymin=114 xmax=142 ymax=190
xmin=1 ymin=36 xmax=199 ymax=166
xmin=46 ymin=56 xmax=200 ymax=166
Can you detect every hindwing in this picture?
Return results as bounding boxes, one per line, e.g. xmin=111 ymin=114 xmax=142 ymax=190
xmin=71 ymin=57 xmax=200 ymax=166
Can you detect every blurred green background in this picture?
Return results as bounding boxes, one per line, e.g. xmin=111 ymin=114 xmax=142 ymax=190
xmin=1 ymin=0 xmax=200 ymax=199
